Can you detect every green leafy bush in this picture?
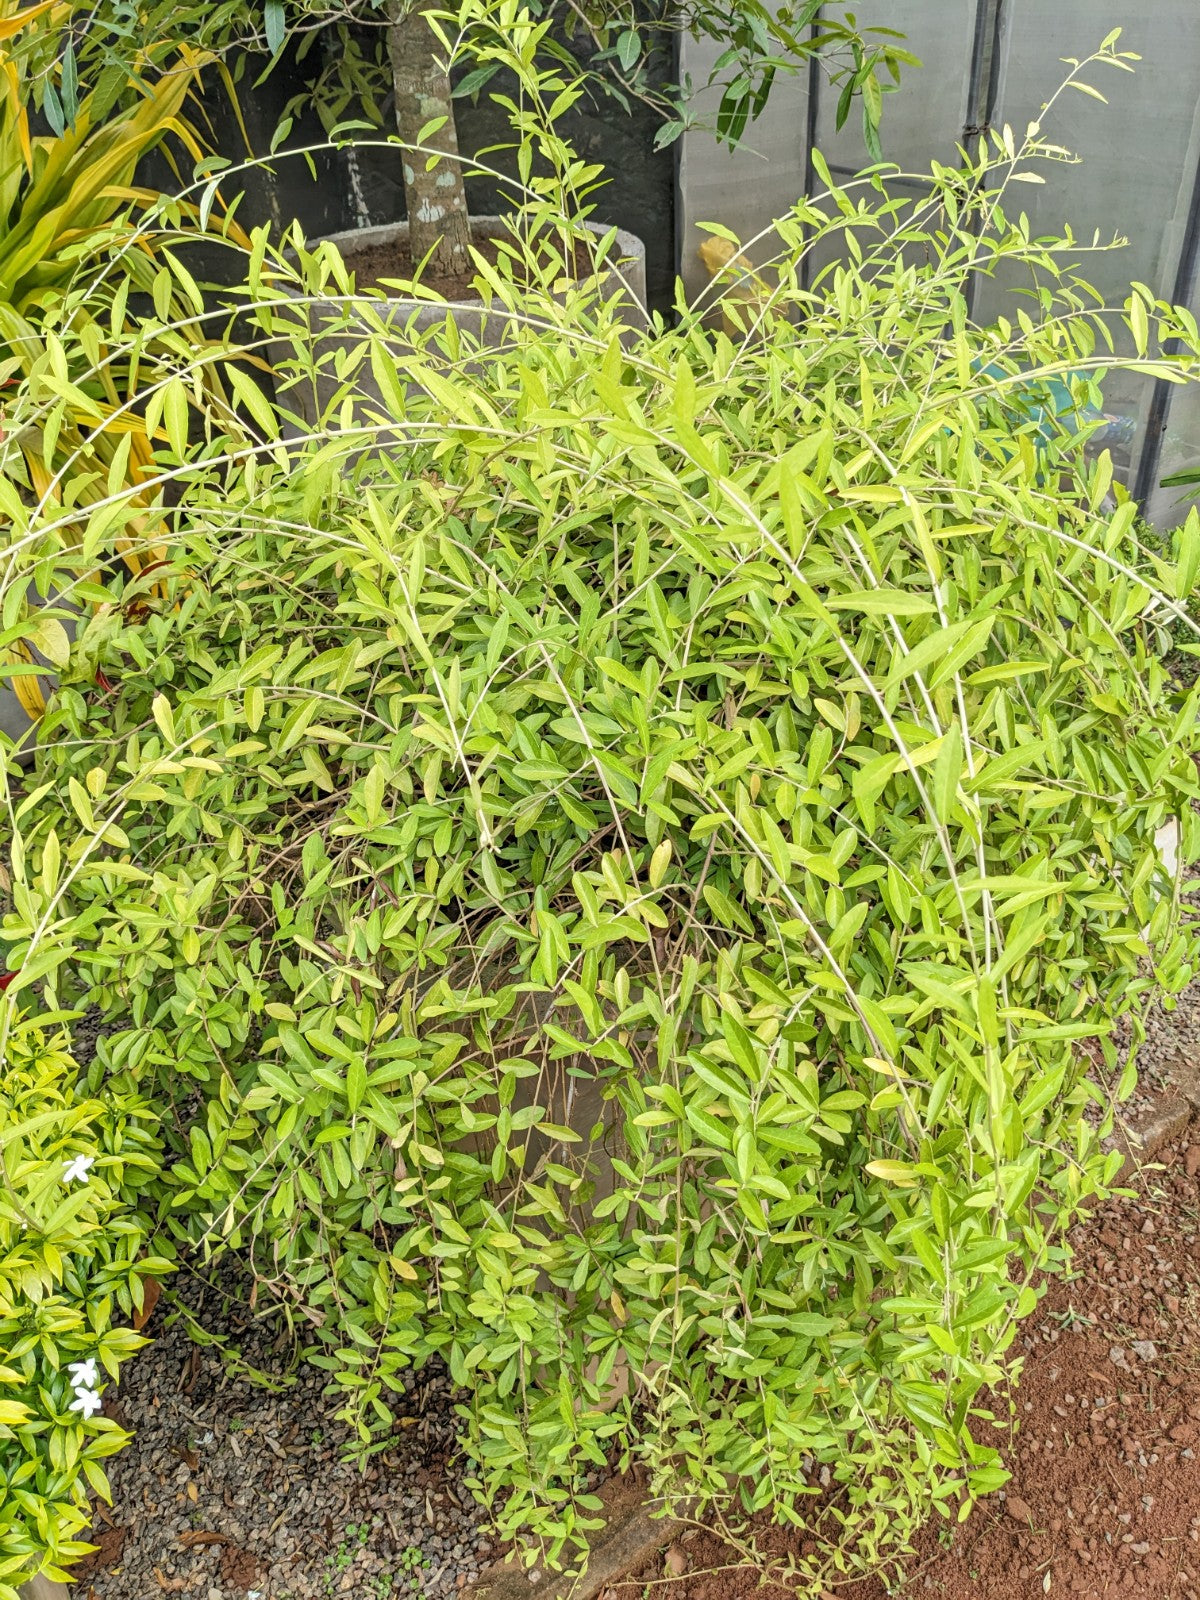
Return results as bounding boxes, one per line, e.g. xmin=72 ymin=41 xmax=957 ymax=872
xmin=0 ymin=1011 xmax=164 ymax=1596
xmin=7 ymin=38 xmax=1200 ymax=1589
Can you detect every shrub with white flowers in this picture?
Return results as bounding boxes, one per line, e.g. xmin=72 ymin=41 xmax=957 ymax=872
xmin=0 ymin=1012 xmax=166 ymax=1596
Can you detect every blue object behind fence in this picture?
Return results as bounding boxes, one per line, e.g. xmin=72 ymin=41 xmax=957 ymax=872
xmin=974 ymin=363 xmax=1136 ymax=453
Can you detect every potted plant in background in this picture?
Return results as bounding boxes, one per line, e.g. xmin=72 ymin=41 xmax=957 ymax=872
xmin=341 ymin=0 xmax=916 ymax=283
xmin=3 ymin=0 xmax=915 ymax=423
xmin=256 ymin=0 xmax=915 ymax=419
xmin=272 ymin=0 xmax=652 ymax=425
xmin=275 ymin=0 xmax=917 ymax=266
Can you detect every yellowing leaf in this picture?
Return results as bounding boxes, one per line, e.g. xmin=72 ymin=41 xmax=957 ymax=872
xmin=863 ymin=1057 xmax=899 ymax=1077
xmin=0 ymin=0 xmax=58 ymax=42
xmin=648 ymin=839 xmax=672 ymax=888
xmin=151 ymin=694 xmax=176 ymax=744
xmin=28 ymin=615 xmax=70 ymax=670
xmin=865 ymin=1160 xmax=919 ymax=1187
xmin=1129 ymin=292 xmax=1149 ymax=357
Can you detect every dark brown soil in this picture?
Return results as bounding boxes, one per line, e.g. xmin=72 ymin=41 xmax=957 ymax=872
xmin=348 ymin=231 xmax=599 ymax=300
xmin=348 ymin=237 xmax=501 ymax=301
xmin=619 ymin=1137 xmax=1200 ymax=1600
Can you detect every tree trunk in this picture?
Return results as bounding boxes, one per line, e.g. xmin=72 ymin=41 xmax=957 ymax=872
xmin=386 ymin=0 xmax=473 ymax=283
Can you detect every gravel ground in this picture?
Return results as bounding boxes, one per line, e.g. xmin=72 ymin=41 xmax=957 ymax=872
xmin=72 ymin=1271 xmax=494 ymax=1600
xmin=73 ymin=1004 xmax=108 ymax=1067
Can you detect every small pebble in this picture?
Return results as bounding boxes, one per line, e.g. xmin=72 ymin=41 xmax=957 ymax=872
xmin=663 ymin=1545 xmax=688 ymax=1576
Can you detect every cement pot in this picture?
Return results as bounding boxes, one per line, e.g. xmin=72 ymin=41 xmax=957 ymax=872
xmin=273 ymin=215 xmax=648 ymax=427
xmin=0 ymin=654 xmax=50 ymax=750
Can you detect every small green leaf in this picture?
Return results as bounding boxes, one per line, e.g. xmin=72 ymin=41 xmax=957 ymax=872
xmin=615 ymin=28 xmax=640 ymax=71
xmin=264 ymin=0 xmax=285 ymax=55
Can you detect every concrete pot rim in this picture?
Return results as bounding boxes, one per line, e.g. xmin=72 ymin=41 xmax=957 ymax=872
xmin=300 ymin=214 xmax=647 ymax=312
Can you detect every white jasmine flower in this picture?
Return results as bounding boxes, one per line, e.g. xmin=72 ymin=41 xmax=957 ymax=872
xmin=68 ymin=1387 xmax=102 ymax=1420
xmin=68 ymin=1358 xmax=98 ymax=1389
xmin=62 ymin=1154 xmax=94 ymax=1185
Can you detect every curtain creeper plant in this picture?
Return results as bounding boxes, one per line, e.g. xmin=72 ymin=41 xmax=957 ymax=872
xmin=3 ymin=29 xmax=1200 ymax=1593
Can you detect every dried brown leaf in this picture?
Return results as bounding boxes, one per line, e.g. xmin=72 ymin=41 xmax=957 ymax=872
xmin=133 ymin=1275 xmax=162 ymax=1331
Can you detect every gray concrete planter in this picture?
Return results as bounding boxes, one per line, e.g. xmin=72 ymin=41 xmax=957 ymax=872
xmin=0 ymin=602 xmax=76 ymax=763
xmin=0 ymin=663 xmax=48 ymax=750
xmin=18 ymin=1578 xmax=69 ymax=1599
xmin=275 ymin=215 xmax=648 ymax=426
